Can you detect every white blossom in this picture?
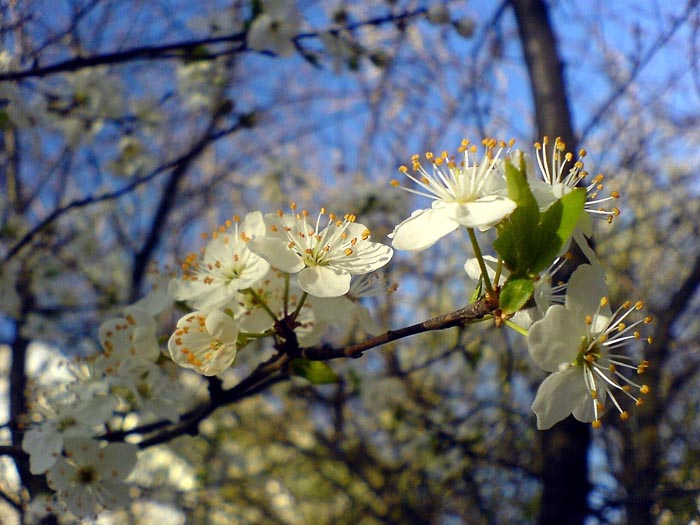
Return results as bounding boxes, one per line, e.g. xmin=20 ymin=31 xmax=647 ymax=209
xmin=22 ymin=394 xmax=118 ymax=474
xmin=247 ymin=0 xmax=301 ymax=57
xmin=528 ymin=265 xmax=652 ymax=429
xmin=389 ymin=138 xmax=516 ymax=251
xmin=46 ymin=438 xmax=137 ymax=519
xmin=97 ymin=306 xmax=160 ymax=375
xmin=532 ymin=136 xmax=620 ymax=226
xmin=168 ymin=310 xmax=239 ymax=376
xmin=249 ymin=205 xmax=393 ymax=298
xmin=169 ymin=211 xmax=270 ymax=310
xmin=309 ymin=272 xmax=397 ymax=335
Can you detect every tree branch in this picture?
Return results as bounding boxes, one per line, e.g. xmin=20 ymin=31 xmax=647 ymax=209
xmin=105 ymin=296 xmax=496 ymax=448
xmin=2 ymin=120 xmax=243 ymax=267
xmin=0 ymin=9 xmax=428 ymax=82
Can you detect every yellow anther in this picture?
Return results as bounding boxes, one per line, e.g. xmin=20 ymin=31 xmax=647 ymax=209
xmin=640 ymin=385 xmax=650 ymax=394
xmin=619 ymin=411 xmax=629 ymax=421
xmin=592 ymin=420 xmax=602 ymax=429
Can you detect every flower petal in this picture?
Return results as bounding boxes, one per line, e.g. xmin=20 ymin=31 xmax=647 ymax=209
xmin=205 ymin=311 xmax=238 ymax=342
xmin=528 ymin=305 xmax=583 ymax=371
xmin=532 ymin=367 xmax=588 ymax=430
xmin=389 ymin=207 xmax=459 ymax=251
xmin=450 ymin=195 xmax=516 ymax=229
xmin=248 ymin=237 xmax=305 ymax=273
xmin=298 ymin=266 xmax=351 ymax=297
xmin=331 ymin=242 xmax=393 ymax=274
xmin=566 ymin=264 xmax=612 ymax=325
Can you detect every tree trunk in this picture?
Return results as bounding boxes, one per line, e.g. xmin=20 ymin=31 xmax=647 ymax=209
xmin=509 ymin=1 xmax=591 ymax=524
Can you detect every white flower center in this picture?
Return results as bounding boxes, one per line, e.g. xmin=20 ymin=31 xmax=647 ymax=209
xmin=277 ymin=207 xmax=369 ymax=267
xmin=391 ymin=138 xmax=510 ymax=204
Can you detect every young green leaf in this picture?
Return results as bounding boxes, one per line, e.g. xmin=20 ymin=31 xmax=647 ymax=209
xmin=499 ymin=276 xmax=535 ymax=314
xmin=291 ymin=358 xmax=340 ymax=384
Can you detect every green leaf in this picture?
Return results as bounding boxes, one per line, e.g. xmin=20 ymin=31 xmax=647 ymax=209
xmin=499 ymin=276 xmax=535 ymax=314
xmin=494 ymin=158 xmax=541 ymax=272
xmin=496 ymin=156 xmax=586 ymax=278
xmin=504 ymin=156 xmax=538 ymax=215
xmin=291 ymin=359 xmax=340 ymax=384
xmin=528 ymin=187 xmax=586 ymax=275
xmin=469 ymin=275 xmax=483 ymax=303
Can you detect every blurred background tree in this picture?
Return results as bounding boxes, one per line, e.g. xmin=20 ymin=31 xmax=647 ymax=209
xmin=1 ymin=0 xmax=699 ymax=524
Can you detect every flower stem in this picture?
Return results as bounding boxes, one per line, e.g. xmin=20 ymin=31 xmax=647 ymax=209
xmin=283 ymin=273 xmax=290 ymax=316
xmin=245 ymin=287 xmax=278 ymax=322
xmin=467 ymin=227 xmax=495 ymax=299
xmin=504 ymin=318 xmax=528 ymax=337
xmin=292 ymin=291 xmax=308 ymax=320
xmin=494 ymin=257 xmax=504 ymax=289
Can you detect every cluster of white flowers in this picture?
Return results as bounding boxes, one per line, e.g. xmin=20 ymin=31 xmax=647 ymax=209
xmin=389 ymin=136 xmax=651 ymax=429
xmin=20 ymin=202 xmax=395 ymax=518
xmin=21 ymin=294 xmax=182 ymax=519
xmin=20 ymin=134 xmax=651 ymax=519
xmin=168 ymin=205 xmax=394 ymax=375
